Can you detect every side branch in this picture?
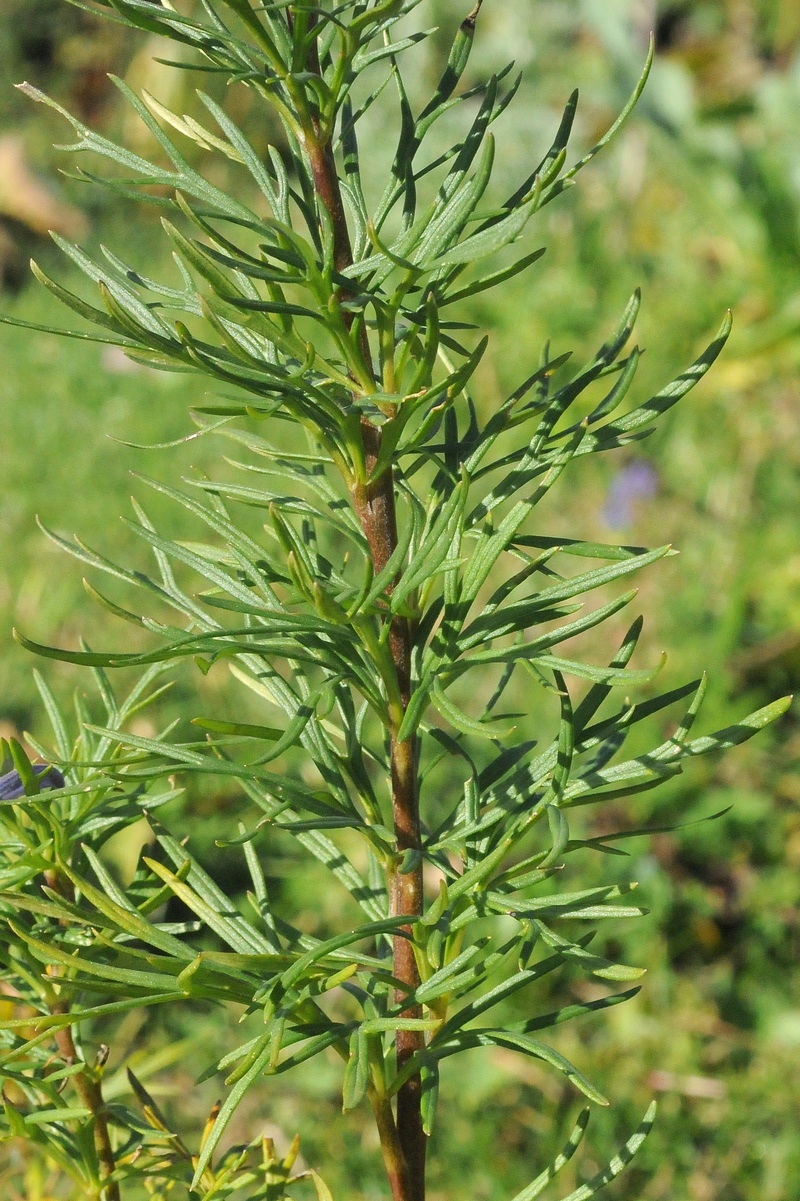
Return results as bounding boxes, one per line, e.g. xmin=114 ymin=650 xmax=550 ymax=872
xmin=53 ymin=1020 xmax=119 ymax=1201
xmin=45 ymin=869 xmax=119 ymax=1201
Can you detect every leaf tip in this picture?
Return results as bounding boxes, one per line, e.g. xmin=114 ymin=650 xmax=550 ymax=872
xmin=462 ymin=0 xmax=484 ymax=31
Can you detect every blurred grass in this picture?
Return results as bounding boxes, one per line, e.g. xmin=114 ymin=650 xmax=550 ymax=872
xmin=2 ymin=2 xmax=800 ymax=1199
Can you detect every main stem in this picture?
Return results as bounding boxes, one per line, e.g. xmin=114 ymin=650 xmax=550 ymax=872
xmin=355 ymin=422 xmax=426 ymax=1201
xmin=306 ymin=124 xmax=426 ymax=1201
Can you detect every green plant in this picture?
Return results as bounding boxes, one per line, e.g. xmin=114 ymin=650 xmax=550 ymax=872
xmin=0 ymin=2 xmax=790 ymax=1199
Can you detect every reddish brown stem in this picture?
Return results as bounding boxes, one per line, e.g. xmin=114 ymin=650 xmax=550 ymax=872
xmin=355 ymin=422 xmax=426 ymax=1201
xmin=305 ymin=102 xmax=426 ymax=1201
xmin=389 ymin=731 xmax=426 ymax=1201
xmin=308 ymin=139 xmax=354 ymax=278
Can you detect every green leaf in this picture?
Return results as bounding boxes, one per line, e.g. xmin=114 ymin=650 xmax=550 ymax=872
xmin=61 ymin=856 xmax=194 ymax=961
xmin=558 ymin=1102 xmax=657 ymax=1201
xmin=22 ymin=1106 xmax=92 ymax=1126
xmin=456 ymin=1030 xmax=608 ymax=1105
xmin=531 ymin=543 xmax=671 ymax=604
xmin=342 ymin=1029 xmax=370 ymax=1111
xmin=353 ymin=29 xmax=436 ymax=73
xmin=532 ymin=653 xmax=665 ymax=688
xmin=430 ymin=949 xmax=575 ymax=1046
xmin=18 ymin=79 xmax=260 ymax=225
xmin=510 ymin=1108 xmax=589 ymax=1201
xmin=572 ymin=617 xmax=644 ymax=734
xmin=453 ymin=591 xmax=637 ymax=671
xmin=390 ymin=469 xmax=468 ymax=612
xmin=413 ymin=132 xmax=497 ymax=266
xmin=672 ymin=694 xmax=792 ymax=758
xmin=435 ymin=180 xmax=542 ymax=267
xmin=556 ymin=36 xmax=655 ymax=190
xmin=420 ymin=1056 xmax=440 ymax=1136
xmin=191 ymin=1038 xmax=275 ymax=1188
xmin=516 ymin=988 xmax=641 ymax=1037
xmin=143 ymin=856 xmax=275 ymax=956
xmin=279 ymin=918 xmax=409 ymax=991
xmin=8 ymin=740 xmax=40 ymax=796
xmin=534 ymin=922 xmax=645 ymax=981
xmin=9 ymin=923 xmax=182 ymax=994
xmin=308 ymin=1170 xmax=336 ymax=1201
xmin=32 ymin=671 xmax=72 ymax=763
xmin=417 ymin=1 xmax=482 ymax=127
xmin=441 ymin=246 xmax=546 ymax=307
xmin=542 ymin=804 xmax=569 ymax=866
xmin=361 ymin=1017 xmax=440 ymax=1036
xmin=563 ymin=694 xmax=792 ymax=808
xmin=197 ymin=91 xmax=282 ymax=212
xmin=191 ymin=718 xmax=284 ymax=741
xmin=430 ymin=678 xmax=516 ymax=740
xmin=590 ymin=312 xmax=733 ymax=446
xmin=414 ymin=941 xmax=485 ymax=1004
xmin=490 ymin=883 xmax=640 ymax=919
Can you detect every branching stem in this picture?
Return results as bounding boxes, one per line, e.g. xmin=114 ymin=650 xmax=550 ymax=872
xmin=53 ymin=1020 xmax=119 ymax=1201
xmin=44 ymin=871 xmax=118 ymax=1201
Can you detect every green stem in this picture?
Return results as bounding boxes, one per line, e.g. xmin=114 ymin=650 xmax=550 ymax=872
xmin=370 ymin=1086 xmax=415 ymax=1201
xmin=45 ymin=870 xmax=119 ymax=1201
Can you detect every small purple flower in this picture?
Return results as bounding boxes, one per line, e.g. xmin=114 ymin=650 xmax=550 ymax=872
xmin=603 ymin=458 xmax=659 ymax=529
xmin=0 ymin=765 xmax=66 ymax=801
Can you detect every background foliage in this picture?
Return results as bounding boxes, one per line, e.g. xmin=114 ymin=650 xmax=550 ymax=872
xmin=1 ymin=2 xmax=800 ymax=1199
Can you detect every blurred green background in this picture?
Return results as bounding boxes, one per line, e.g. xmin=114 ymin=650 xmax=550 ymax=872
xmin=2 ymin=1 xmax=800 ymax=1198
